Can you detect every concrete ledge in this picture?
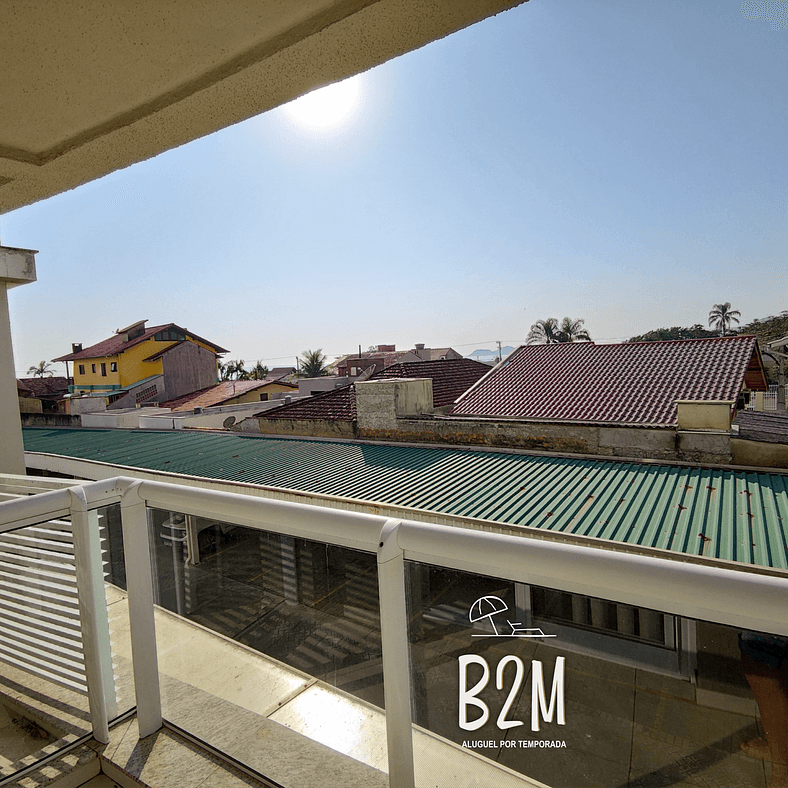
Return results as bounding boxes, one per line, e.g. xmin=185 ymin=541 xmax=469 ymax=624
xmin=0 ymin=245 xmax=37 ymax=288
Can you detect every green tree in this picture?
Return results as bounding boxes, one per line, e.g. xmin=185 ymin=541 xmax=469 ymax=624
xmin=27 ymin=360 xmax=54 ymax=377
xmin=708 ymin=302 xmax=741 ymax=336
xmin=298 ymin=349 xmax=329 ymax=377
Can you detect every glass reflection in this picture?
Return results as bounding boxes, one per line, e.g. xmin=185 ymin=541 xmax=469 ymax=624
xmin=406 ymin=562 xmax=775 ymax=788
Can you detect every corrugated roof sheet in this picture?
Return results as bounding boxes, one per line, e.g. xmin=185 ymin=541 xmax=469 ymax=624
xmin=22 ymin=428 xmax=788 ymax=570
xmin=452 ymin=336 xmax=766 ymax=426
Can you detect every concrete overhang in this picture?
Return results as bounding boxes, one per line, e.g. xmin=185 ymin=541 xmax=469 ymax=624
xmin=0 ymin=0 xmax=526 ymax=214
xmin=0 ymin=245 xmax=37 ymax=288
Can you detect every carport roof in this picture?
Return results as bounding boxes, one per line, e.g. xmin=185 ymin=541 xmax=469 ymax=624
xmin=22 ymin=427 xmax=788 ymax=570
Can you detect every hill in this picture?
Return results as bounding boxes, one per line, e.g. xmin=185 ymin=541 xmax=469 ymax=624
xmin=737 ymin=311 xmax=788 ymax=346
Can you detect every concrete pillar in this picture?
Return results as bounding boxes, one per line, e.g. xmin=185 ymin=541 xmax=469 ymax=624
xmin=0 ymin=245 xmax=37 ymax=475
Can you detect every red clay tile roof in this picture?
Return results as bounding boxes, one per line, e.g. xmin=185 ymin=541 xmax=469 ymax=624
xmin=160 ymin=380 xmax=293 ymax=412
xmin=451 ymin=336 xmax=766 ymax=426
xmin=260 ymin=385 xmax=357 ymax=421
xmin=17 ymin=376 xmax=71 ymax=397
xmin=371 ymin=359 xmax=489 ymax=407
xmin=53 ymin=323 xmax=227 ymax=361
xmin=260 ymin=358 xmax=490 ymax=421
xmin=734 ymin=411 xmax=788 ymax=445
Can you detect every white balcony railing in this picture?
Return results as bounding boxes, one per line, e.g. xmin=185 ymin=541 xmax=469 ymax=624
xmin=1 ymin=476 xmax=788 ymax=788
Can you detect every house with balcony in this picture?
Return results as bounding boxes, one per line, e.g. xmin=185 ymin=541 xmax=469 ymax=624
xmin=52 ymin=320 xmax=228 ymax=409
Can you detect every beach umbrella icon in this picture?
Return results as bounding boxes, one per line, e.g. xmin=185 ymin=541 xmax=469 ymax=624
xmin=469 ymin=595 xmax=508 ymax=635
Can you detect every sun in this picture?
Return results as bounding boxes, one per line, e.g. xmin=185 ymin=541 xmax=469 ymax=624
xmin=283 ymin=75 xmax=362 ymax=130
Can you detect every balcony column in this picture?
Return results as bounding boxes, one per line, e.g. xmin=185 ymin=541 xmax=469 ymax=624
xmin=0 ymin=245 xmax=37 ymax=475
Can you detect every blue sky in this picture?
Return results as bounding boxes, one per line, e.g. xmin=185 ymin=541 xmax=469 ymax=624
xmin=3 ymin=0 xmax=787 ymax=376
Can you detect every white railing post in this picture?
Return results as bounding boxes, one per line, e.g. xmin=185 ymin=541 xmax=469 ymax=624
xmin=377 ymin=519 xmax=415 ymax=788
xmin=70 ymin=487 xmax=116 ymax=743
xmin=120 ymin=481 xmax=162 ymax=737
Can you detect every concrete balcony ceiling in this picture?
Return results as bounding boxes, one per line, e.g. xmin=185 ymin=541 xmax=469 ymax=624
xmin=0 ymin=0 xmax=525 ymax=214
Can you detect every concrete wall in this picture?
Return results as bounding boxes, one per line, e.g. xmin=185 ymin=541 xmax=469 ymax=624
xmin=240 ymin=411 xmax=736 ymax=464
xmin=356 ymin=379 xmax=433 ymax=431
xmin=297 ymin=377 xmax=351 ymax=396
xmin=82 ymin=407 xmax=164 ymax=429
xmin=160 ymin=341 xmax=218 ymax=401
xmin=676 ymin=401 xmax=733 ymax=432
xmin=107 ymin=375 xmax=166 ymax=410
xmin=238 ymin=417 xmax=355 ymax=439
xmin=357 ymin=417 xmax=733 ymax=464
xmin=70 ymin=395 xmax=112 ymax=414
xmin=18 ymin=396 xmax=42 ymax=413
xmin=731 ymin=438 xmax=788 ymax=469
xmin=20 ymin=412 xmax=81 ymax=428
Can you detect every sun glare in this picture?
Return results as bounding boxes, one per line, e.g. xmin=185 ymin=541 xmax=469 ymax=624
xmin=283 ymin=76 xmax=362 ymax=130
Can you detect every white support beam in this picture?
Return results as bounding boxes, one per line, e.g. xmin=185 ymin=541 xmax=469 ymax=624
xmin=0 ymin=245 xmax=36 ymax=475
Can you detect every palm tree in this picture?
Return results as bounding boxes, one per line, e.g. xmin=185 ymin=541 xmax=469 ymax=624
xmin=557 ymin=317 xmax=591 ymax=343
xmin=298 ymin=349 xmax=329 ymax=378
xmin=708 ymin=302 xmax=741 ymax=337
xmin=249 ymin=361 xmax=268 ymax=380
xmin=526 ymin=318 xmax=562 ymax=344
xmin=27 ymin=360 xmax=54 ymax=378
xmin=218 ymin=359 xmax=248 ymax=380
xmin=527 ymin=317 xmax=591 ymax=344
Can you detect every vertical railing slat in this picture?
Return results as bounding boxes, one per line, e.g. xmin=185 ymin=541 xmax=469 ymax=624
xmin=70 ymin=489 xmax=116 ymax=743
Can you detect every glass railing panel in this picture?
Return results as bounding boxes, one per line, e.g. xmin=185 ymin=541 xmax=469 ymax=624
xmin=144 ymin=508 xmax=385 ymax=773
xmin=405 ymin=561 xmax=776 ymax=788
xmin=145 ymin=508 xmax=383 ymax=704
xmin=0 ymin=514 xmax=131 ymax=782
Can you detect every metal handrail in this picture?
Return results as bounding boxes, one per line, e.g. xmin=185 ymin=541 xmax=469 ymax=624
xmin=1 ymin=475 xmax=787 ymax=788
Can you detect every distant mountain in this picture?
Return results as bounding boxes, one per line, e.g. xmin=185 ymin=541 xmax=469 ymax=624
xmin=466 ymin=346 xmax=515 ymax=363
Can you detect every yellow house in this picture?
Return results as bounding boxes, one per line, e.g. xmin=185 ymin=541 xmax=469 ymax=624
xmin=53 ymin=319 xmax=228 ymax=405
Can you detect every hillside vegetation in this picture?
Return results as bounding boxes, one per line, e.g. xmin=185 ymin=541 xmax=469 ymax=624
xmin=737 ymin=311 xmax=788 ymax=346
xmin=629 ymin=311 xmax=787 ymax=346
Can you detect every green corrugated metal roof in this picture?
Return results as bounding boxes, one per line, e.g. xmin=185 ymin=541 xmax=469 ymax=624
xmin=22 ymin=428 xmax=788 ymax=570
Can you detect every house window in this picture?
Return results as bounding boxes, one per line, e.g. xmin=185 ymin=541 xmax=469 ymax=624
xmin=110 ymin=362 xmax=117 ymax=372
xmin=101 ymin=363 xmax=107 ymax=377
xmin=78 ymin=364 xmax=85 ymax=375
xmin=92 ymin=364 xmax=96 ymax=373
xmin=154 ymin=329 xmax=186 ymax=342
xmin=259 ymin=393 xmax=269 ymax=401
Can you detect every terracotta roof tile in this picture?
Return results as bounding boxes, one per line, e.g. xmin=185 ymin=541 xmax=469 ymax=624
xmin=53 ymin=323 xmax=227 ymax=361
xmin=260 ymin=358 xmax=489 ymax=421
xmin=451 ymin=336 xmax=766 ymax=426
xmin=734 ymin=411 xmax=788 ymax=445
xmin=17 ymin=376 xmax=71 ymax=397
xmin=161 ymin=380 xmax=274 ymax=412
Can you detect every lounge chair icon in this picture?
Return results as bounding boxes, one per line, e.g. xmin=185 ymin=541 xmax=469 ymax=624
xmin=469 ymin=596 xmax=555 ymax=638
